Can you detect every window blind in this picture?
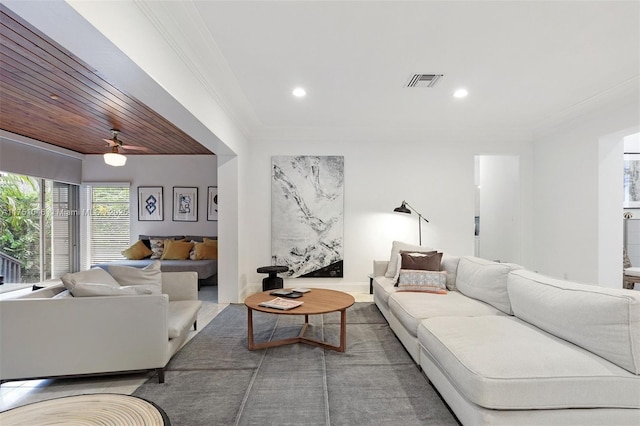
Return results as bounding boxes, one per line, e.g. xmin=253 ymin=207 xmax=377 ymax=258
xmin=81 ymin=183 xmax=130 ymax=268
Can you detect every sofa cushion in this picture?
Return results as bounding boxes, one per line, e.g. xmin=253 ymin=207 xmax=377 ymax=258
xmin=52 ymin=289 xmax=73 ymax=299
xmin=108 ymin=261 xmax=162 ymax=295
xmin=418 ymin=316 xmax=640 ymax=409
xmin=388 ymin=290 xmax=502 ymax=338
xmin=440 ymin=253 xmax=460 ymax=291
xmin=397 ymin=270 xmax=447 ymax=294
xmin=61 ymin=268 xmax=121 ymax=295
xmin=168 ymin=301 xmax=202 ymax=339
xmin=508 ymin=269 xmax=640 ymax=375
xmin=372 ymin=276 xmax=397 ymax=306
xmin=385 ymin=241 xmax=433 ymax=278
xmin=455 ymin=256 xmax=521 ymax=314
xmin=71 ymin=283 xmax=153 ymax=297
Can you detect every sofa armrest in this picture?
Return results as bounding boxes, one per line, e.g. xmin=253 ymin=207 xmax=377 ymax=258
xmin=0 ymin=294 xmax=169 ymax=381
xmin=162 ymin=271 xmax=198 ymax=301
xmin=373 ymin=260 xmax=389 ymax=277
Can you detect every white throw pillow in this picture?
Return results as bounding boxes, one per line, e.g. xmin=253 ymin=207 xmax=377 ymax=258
xmin=108 ymin=261 xmax=162 ymax=295
xmin=385 ymin=241 xmax=433 ymax=278
xmin=71 ymin=283 xmax=153 ymax=297
xmin=61 ymin=268 xmax=120 ymax=294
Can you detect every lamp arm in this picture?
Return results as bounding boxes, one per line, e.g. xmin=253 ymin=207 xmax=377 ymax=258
xmin=404 ymin=201 xmax=429 ymax=223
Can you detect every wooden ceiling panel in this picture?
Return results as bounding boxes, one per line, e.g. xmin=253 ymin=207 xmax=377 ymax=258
xmin=0 ymin=5 xmax=213 ymax=156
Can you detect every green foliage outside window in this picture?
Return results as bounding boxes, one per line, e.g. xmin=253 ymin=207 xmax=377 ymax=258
xmin=0 ymin=174 xmax=42 ymax=282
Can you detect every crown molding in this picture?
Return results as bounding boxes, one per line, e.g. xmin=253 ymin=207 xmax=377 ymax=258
xmin=249 ymin=125 xmax=532 ymax=145
xmin=532 ymin=76 xmax=640 ymax=135
xmin=133 ymin=0 xmax=258 ymax=139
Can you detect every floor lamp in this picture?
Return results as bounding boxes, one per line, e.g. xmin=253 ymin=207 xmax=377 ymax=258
xmin=393 ymin=201 xmax=429 ymax=245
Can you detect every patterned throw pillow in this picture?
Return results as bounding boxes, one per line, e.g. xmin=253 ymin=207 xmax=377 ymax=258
xmin=149 ymin=238 xmax=166 ymax=259
xmin=396 ymin=270 xmax=448 ymax=294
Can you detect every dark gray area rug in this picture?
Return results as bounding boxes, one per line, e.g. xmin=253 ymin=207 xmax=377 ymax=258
xmin=132 ymin=302 xmax=458 ymax=425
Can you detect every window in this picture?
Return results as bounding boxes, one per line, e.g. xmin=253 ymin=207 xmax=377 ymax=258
xmin=81 ymin=183 xmax=130 ymax=270
xmin=0 ymin=173 xmax=78 ymax=283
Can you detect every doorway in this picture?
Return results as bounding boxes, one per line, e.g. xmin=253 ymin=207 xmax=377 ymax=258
xmin=474 ymin=155 xmax=521 ymax=263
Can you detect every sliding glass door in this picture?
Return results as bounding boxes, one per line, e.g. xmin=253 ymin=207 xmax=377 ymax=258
xmin=0 ymin=172 xmax=79 ymax=283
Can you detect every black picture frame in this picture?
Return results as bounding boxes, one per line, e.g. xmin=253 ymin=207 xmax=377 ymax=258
xmin=207 ymin=186 xmax=218 ymax=221
xmin=172 ymin=186 xmax=198 ymax=222
xmin=138 ymin=186 xmax=163 ymax=221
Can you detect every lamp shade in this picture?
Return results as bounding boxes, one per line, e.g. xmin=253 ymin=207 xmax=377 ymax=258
xmin=103 ymin=152 xmax=127 ymax=167
xmin=393 ymin=201 xmax=411 ymax=214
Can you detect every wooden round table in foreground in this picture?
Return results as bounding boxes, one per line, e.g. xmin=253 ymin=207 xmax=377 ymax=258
xmin=244 ymin=288 xmax=355 ymax=352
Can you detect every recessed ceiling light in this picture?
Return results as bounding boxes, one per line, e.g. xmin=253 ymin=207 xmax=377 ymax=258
xmin=453 ymin=88 xmax=468 ymax=98
xmin=292 ymin=87 xmax=306 ymax=97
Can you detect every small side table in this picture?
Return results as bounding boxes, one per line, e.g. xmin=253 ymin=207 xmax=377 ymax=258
xmin=257 ymin=266 xmax=289 ymax=291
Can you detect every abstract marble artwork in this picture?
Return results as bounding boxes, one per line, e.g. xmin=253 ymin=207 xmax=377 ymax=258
xmin=271 ymin=156 xmax=344 ymax=277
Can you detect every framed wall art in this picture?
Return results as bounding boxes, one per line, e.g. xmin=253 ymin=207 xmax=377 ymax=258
xmin=271 ymin=155 xmax=344 ymax=278
xmin=172 ymin=186 xmax=198 ymax=222
xmin=624 ymin=153 xmax=640 ymax=208
xmin=138 ymin=186 xmax=163 ymax=221
xmin=207 ymin=186 xmax=218 ymax=221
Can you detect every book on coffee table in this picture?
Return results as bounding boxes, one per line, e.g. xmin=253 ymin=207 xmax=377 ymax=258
xmin=259 ymin=297 xmax=304 ymax=310
xmin=269 ymin=289 xmax=303 ymax=298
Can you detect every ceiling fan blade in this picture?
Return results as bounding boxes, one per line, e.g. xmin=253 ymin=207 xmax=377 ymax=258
xmin=102 ymin=138 xmax=118 ymax=146
xmin=121 ymin=145 xmax=149 ymax=151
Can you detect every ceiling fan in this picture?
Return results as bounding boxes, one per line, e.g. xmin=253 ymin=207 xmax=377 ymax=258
xmin=102 ymin=129 xmax=148 ymax=166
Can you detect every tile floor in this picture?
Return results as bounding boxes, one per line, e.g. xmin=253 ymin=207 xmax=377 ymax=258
xmin=0 ymin=287 xmax=373 ymax=412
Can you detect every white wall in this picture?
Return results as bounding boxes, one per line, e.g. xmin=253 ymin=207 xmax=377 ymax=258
xmin=82 ymin=155 xmax=217 ymax=241
xmin=241 ymin=136 xmax=532 ymax=293
xmin=532 ymin=99 xmax=639 ymax=286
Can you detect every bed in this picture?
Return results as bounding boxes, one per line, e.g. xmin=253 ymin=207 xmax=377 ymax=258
xmin=92 ymin=235 xmax=217 ymax=288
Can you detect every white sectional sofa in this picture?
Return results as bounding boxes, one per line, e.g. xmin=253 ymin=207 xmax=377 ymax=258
xmin=0 ymin=270 xmax=201 ymax=384
xmin=373 ymin=244 xmax=640 ymax=425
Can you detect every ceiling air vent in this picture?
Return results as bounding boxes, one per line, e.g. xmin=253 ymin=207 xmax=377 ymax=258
xmin=406 ymin=74 xmax=444 ymax=88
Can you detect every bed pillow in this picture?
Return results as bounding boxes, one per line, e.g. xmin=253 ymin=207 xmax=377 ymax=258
xmin=161 ymin=239 xmax=194 ymax=260
xmin=121 ymin=240 xmax=153 ymax=260
xmin=396 ymin=270 xmax=448 ymax=294
xmin=190 ymin=241 xmax=218 ymax=260
xmin=108 ymin=261 xmax=162 ymax=295
xmin=61 ymin=268 xmax=120 ymax=294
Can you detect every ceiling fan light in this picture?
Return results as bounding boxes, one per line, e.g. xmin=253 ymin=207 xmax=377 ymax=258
xmin=104 ymin=152 xmax=127 ymax=167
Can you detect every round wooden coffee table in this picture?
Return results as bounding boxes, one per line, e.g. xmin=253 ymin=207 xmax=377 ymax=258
xmin=244 ymin=289 xmax=355 ymax=352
